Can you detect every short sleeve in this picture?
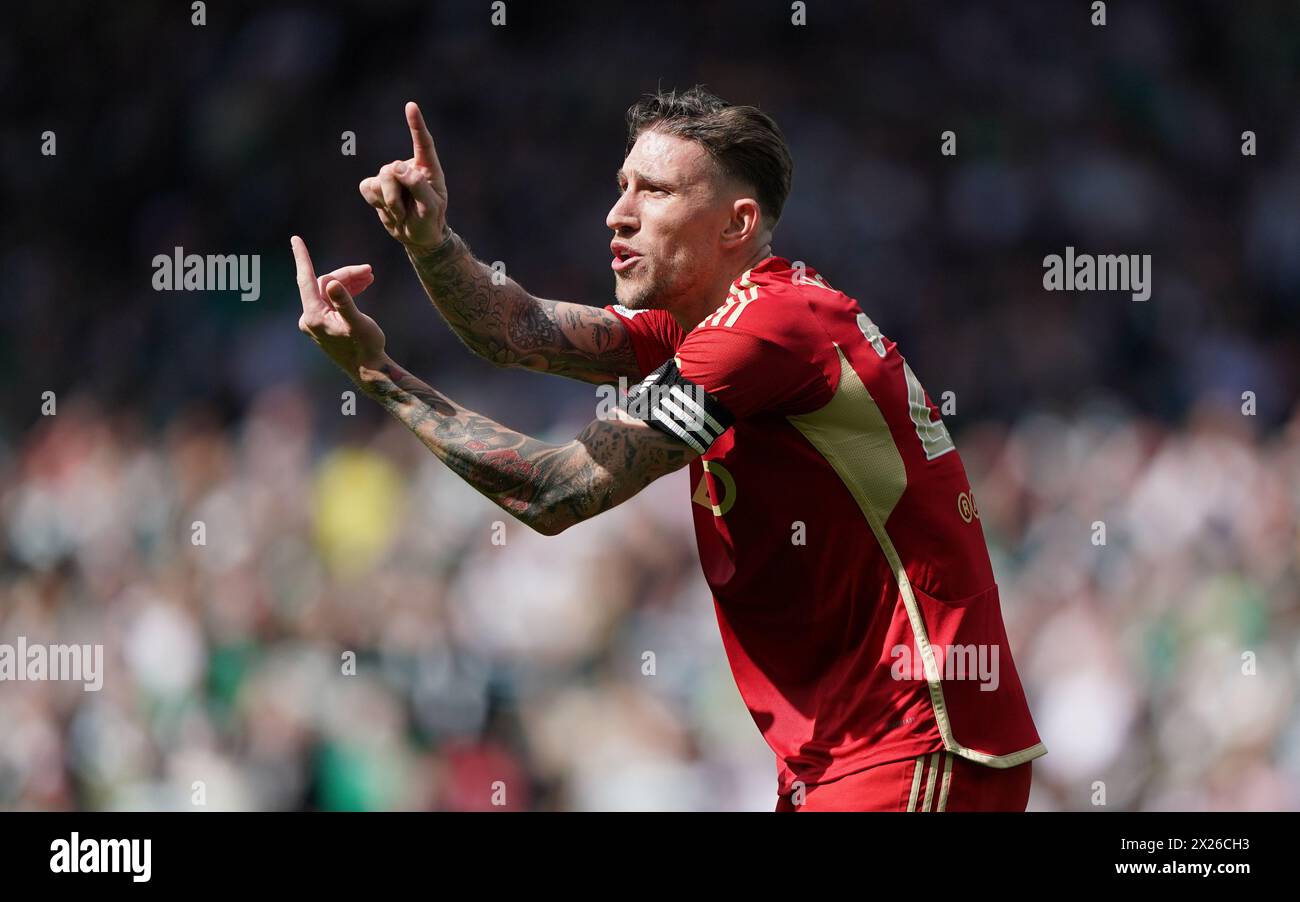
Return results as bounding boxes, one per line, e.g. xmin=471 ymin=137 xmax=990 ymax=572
xmin=625 ymin=326 xmax=831 ymax=453
xmin=603 ymin=304 xmax=685 ymax=379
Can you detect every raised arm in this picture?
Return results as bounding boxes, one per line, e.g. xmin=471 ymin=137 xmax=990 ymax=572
xmin=359 ymin=102 xmax=640 ymax=385
xmin=293 ymin=236 xmax=694 ymax=535
xmin=403 ymin=232 xmax=641 ymax=384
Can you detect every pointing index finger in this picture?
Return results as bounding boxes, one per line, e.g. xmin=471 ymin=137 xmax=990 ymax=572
xmin=406 ymin=101 xmax=441 ymax=175
xmin=291 ymin=235 xmax=317 ymax=279
xmin=291 ymin=235 xmax=320 ymax=311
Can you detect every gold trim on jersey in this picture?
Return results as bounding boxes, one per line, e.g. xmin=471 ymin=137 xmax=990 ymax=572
xmin=938 ymin=751 xmax=954 ymax=811
xmin=700 ymin=271 xmax=759 ymax=329
xmin=921 ymin=751 xmax=941 ymax=811
xmin=787 ymin=345 xmax=1047 ymax=770
xmin=907 ymin=755 xmax=924 ymax=811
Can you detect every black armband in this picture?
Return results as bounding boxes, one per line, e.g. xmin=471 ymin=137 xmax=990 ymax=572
xmin=624 ymin=357 xmax=734 ymax=453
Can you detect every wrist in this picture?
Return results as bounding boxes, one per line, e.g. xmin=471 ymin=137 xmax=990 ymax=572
xmin=403 ymin=224 xmax=459 ymax=261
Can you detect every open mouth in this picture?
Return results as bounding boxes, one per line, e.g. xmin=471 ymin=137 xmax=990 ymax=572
xmin=611 ymin=244 xmax=643 ymax=273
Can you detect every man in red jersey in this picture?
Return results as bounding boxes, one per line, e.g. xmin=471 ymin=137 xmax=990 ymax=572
xmin=294 ymin=86 xmax=1045 ymax=811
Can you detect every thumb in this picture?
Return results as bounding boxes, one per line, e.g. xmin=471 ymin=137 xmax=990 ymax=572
xmin=324 ymin=279 xmax=362 ymax=323
xmin=396 ymin=165 xmax=439 ymax=211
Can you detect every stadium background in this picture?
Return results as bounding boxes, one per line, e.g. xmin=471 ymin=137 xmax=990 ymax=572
xmin=1 ymin=0 xmax=1298 ymax=810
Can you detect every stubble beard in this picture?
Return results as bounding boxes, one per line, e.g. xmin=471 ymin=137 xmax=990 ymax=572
xmin=614 ymin=268 xmax=666 ymax=310
xmin=615 ymin=257 xmax=694 ymax=311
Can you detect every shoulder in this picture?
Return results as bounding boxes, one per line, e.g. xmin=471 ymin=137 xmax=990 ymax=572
xmin=687 ymin=256 xmax=857 ymax=356
xmin=667 ymin=259 xmax=858 ymax=417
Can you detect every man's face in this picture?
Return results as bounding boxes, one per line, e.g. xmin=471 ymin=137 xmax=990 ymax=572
xmin=607 ymin=129 xmax=732 ymax=310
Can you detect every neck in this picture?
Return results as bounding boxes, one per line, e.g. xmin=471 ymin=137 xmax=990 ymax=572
xmin=669 ymin=242 xmax=774 ymax=332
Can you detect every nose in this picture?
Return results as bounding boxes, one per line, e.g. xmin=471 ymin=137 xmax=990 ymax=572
xmin=606 ymin=190 xmax=638 ymax=234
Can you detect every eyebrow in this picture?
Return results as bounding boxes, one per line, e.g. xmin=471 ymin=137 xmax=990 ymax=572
xmin=615 ymin=168 xmax=671 ymax=189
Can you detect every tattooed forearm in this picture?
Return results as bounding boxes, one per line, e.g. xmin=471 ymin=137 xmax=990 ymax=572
xmin=359 ymin=357 xmax=695 ymax=534
xmin=407 ymin=235 xmax=641 ymax=385
xmin=406 ymin=235 xmax=508 ymax=361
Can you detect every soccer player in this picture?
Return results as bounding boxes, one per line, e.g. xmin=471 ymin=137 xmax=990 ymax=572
xmin=295 ymin=87 xmax=1045 ymax=811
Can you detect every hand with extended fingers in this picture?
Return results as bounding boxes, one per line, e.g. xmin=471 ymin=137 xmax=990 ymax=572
xmin=291 ymin=235 xmax=387 ymax=381
xmin=358 ymin=102 xmax=450 ymax=253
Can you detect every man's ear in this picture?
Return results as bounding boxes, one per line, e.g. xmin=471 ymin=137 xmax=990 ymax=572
xmin=720 ymin=197 xmax=762 ymax=249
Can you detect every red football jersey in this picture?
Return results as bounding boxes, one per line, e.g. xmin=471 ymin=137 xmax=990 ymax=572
xmin=607 ymin=256 xmax=1045 ymax=795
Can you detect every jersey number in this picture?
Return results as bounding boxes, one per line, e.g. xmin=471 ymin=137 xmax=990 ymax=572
xmin=856 ymin=312 xmax=955 ymax=461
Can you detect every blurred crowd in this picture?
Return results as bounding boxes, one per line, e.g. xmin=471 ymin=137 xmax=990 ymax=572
xmin=1 ymin=1 xmax=1298 ymax=809
xmin=2 ymin=391 xmax=1298 ymax=810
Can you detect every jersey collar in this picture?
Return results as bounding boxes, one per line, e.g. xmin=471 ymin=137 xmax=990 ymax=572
xmin=730 ymin=255 xmax=791 ymax=290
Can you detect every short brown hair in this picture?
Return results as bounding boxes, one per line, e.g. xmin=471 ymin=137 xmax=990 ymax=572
xmin=626 ymin=86 xmax=793 ymax=228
